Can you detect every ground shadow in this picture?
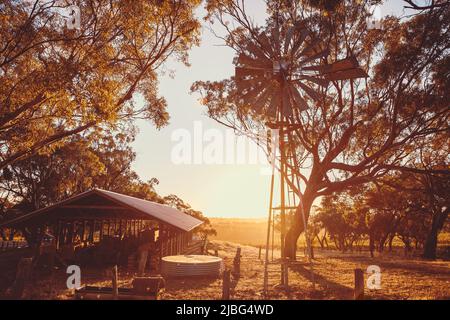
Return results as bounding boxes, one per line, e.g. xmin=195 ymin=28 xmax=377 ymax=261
xmin=323 ymin=251 xmax=450 ymax=276
xmin=289 ymin=263 xmax=353 ymax=299
xmin=289 ymin=263 xmax=395 ymax=300
xmin=164 ymin=276 xmax=218 ymax=292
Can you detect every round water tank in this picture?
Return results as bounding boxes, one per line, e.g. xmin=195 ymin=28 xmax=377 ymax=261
xmin=161 ymin=255 xmax=223 ymax=278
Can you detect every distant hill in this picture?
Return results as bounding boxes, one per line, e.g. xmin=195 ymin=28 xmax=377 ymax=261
xmin=209 ymin=217 xmax=281 ymax=247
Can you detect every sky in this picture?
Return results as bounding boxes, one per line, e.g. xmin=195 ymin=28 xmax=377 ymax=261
xmin=131 ymin=1 xmax=415 ymax=219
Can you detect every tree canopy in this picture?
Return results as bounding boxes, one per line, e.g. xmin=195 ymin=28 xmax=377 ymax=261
xmin=0 ymin=0 xmax=201 ymax=170
xmin=194 ymin=0 xmax=449 ymax=258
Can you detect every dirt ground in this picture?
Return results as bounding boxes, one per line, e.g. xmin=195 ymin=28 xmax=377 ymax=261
xmin=17 ymin=240 xmax=449 ymax=300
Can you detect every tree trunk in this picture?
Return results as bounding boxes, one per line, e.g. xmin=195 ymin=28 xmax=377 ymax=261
xmin=316 ymin=235 xmax=324 ymax=249
xmin=404 ymin=238 xmax=411 ymax=257
xmin=378 ymin=234 xmax=388 ymax=252
xmin=423 ymin=210 xmax=448 ymax=259
xmin=334 ymin=238 xmax=341 ymax=251
xmin=341 ymin=237 xmax=346 ymax=253
xmin=323 ymin=233 xmax=329 ymax=248
xmin=283 ymin=195 xmax=313 ymax=260
xmin=369 ymin=233 xmax=375 ymax=258
xmin=349 ymin=238 xmax=355 ymax=252
xmin=388 ymin=234 xmax=395 ymax=252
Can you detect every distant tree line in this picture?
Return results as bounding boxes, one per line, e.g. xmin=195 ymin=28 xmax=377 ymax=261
xmin=309 ymin=172 xmax=449 ymax=259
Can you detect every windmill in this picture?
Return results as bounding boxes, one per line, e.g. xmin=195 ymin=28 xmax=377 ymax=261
xmin=235 ymin=22 xmax=367 ymax=119
xmin=234 ymin=21 xmax=368 ymax=293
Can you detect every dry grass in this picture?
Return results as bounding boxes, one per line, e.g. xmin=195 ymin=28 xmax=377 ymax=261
xmin=206 ymin=241 xmax=450 ymax=300
xmin=11 ymin=218 xmax=450 ymax=300
xmin=23 ymin=239 xmax=449 ymax=300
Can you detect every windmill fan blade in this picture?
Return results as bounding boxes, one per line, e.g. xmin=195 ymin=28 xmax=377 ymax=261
xmin=254 ymin=84 xmax=276 ymax=112
xmin=236 ymin=77 xmax=263 ymax=92
xmin=246 ymin=41 xmax=270 ymax=61
xmin=291 ymin=28 xmax=309 ymax=56
xmin=237 ymin=53 xmax=272 ymax=70
xmin=297 ymin=75 xmax=329 ymax=88
xmin=288 ymin=84 xmax=308 ymax=111
xmin=284 ymin=26 xmax=295 ymax=54
xmin=240 ymin=85 xmax=265 ymax=105
xmin=324 ymin=68 xmax=368 ymax=81
xmin=235 ymin=67 xmax=267 ymax=79
xmin=296 ymin=81 xmax=323 ymax=101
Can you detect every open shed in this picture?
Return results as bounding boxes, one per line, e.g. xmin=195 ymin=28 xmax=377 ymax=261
xmin=0 ymin=189 xmax=204 ymax=269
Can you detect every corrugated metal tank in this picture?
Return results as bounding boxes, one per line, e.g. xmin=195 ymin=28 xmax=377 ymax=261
xmin=161 ymin=255 xmax=223 ymax=277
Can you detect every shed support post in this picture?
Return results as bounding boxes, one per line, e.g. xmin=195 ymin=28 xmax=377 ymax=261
xmin=55 ymin=221 xmax=61 ymax=250
xmin=81 ymin=221 xmax=86 ymax=242
xmin=112 ymin=265 xmax=119 ymax=300
xmin=89 ymin=220 xmax=95 ymax=243
xmin=100 ymin=220 xmax=104 ymax=240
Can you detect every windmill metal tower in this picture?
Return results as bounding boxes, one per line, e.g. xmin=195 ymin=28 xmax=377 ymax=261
xmin=234 ymin=16 xmax=368 ymax=294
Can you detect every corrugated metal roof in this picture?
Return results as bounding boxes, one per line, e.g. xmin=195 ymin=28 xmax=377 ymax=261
xmin=0 ymin=189 xmax=204 ymax=232
xmin=95 ymin=189 xmax=203 ymax=232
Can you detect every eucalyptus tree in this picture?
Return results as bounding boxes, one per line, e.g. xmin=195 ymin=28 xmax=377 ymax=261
xmin=194 ymin=0 xmax=449 ymax=258
xmin=0 ymin=0 xmax=201 ymax=170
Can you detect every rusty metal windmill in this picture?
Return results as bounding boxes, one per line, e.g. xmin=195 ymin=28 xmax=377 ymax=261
xmin=234 ymin=21 xmax=368 ymax=293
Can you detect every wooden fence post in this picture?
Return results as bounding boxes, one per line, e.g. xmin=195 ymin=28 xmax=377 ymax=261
xmin=258 ymin=246 xmax=262 ymax=260
xmin=354 ymin=268 xmax=364 ymax=300
xmin=112 ymin=265 xmax=119 ymax=300
xmin=10 ymin=257 xmax=33 ymax=299
xmin=233 ymin=247 xmax=241 ymax=277
xmin=202 ymin=239 xmax=208 ymax=255
xmin=222 ymin=269 xmax=231 ymax=300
